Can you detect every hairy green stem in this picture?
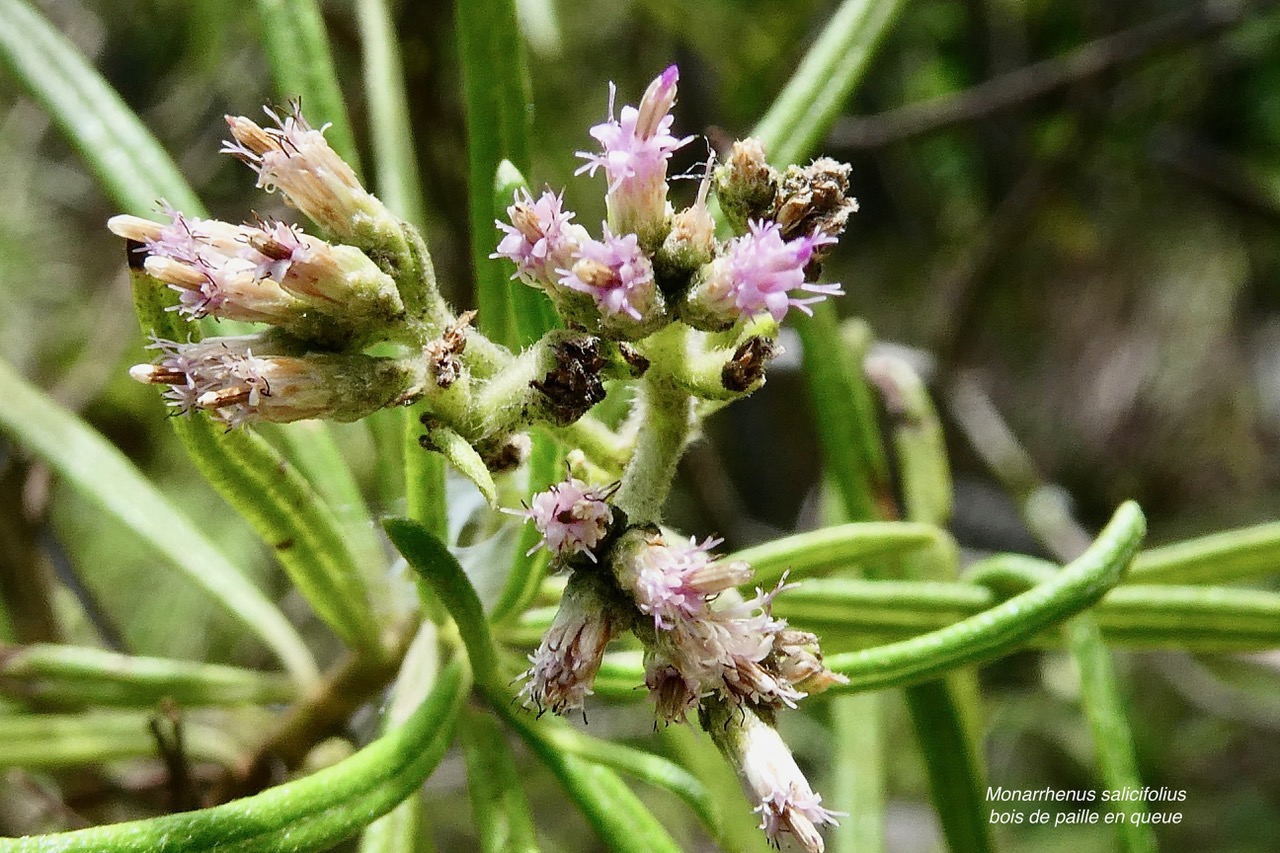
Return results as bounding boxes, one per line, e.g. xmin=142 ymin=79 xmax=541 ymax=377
xmin=613 ymin=369 xmax=693 ymax=524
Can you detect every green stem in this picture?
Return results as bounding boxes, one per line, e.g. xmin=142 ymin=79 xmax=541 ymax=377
xmin=613 ymin=371 xmax=692 ymax=525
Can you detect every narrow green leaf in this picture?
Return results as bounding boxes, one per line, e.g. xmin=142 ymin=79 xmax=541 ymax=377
xmin=527 ymin=717 xmax=720 ymax=835
xmin=0 ymin=0 xmax=201 ymax=214
xmin=501 ymin=709 xmax=684 ymax=853
xmin=866 ymin=353 xmax=953 ymax=524
xmin=2 ymin=661 xmax=467 ymax=853
xmin=1066 ymin=619 xmax=1157 ymax=852
xmin=456 ymin=0 xmax=533 ymax=345
xmin=422 ymin=423 xmax=499 ymax=508
xmin=869 ymin=352 xmax=992 ymax=853
xmin=825 ymin=502 xmax=1146 ymax=692
xmin=904 ymin=680 xmax=993 ymax=853
xmin=829 ymin=693 xmax=884 ymax=853
xmin=0 ymin=358 xmax=316 ymax=684
xmin=359 ymin=621 xmax=441 ymax=853
xmin=0 ymin=711 xmax=242 ymax=769
xmin=356 ymin=0 xmax=427 ymax=228
xmin=254 ymin=0 xmax=362 ymax=170
xmin=404 ymin=403 xmax=449 ymax=541
xmin=794 ymin=309 xmax=888 ymax=522
xmin=0 ymin=644 xmax=297 ymax=708
xmin=263 ymin=421 xmax=387 ymax=600
xmin=514 ymin=0 xmax=562 ymax=57
xmin=384 ymin=517 xmax=501 ymax=688
xmin=1129 ymin=520 xmax=1280 ymax=585
xmin=460 ymin=708 xmax=541 ymax=853
xmin=726 ymin=521 xmax=939 ymax=587
xmin=752 ymin=0 xmax=907 ymax=167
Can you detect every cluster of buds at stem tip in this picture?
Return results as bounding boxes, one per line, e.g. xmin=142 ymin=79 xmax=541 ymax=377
xmin=493 ymin=65 xmax=856 ymax=344
xmin=513 ymin=477 xmax=847 ymax=851
xmin=111 ymin=102 xmax=438 ymax=428
xmin=612 ymin=529 xmax=847 ymax=720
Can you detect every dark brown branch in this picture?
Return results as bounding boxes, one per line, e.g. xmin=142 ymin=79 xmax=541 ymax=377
xmin=828 ymin=0 xmax=1252 ymax=150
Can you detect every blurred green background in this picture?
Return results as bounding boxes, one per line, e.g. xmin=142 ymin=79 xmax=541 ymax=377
xmin=2 ymin=0 xmax=1279 ymax=849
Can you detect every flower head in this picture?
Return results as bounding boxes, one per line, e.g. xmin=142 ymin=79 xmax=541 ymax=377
xmin=492 ymin=189 xmax=588 ymax=293
xmin=223 ymin=106 xmax=382 ymax=240
xmin=691 ymin=220 xmax=842 ymax=324
xmin=626 ymin=535 xmax=752 ymax=630
xmin=711 ymin=704 xmax=843 ymax=853
xmin=129 ymin=335 xmax=412 ymax=426
xmin=576 ymin=65 xmax=694 ymax=244
xmin=518 ymin=578 xmax=620 ymax=715
xmin=560 ymin=227 xmax=663 ymax=334
xmin=109 ymin=210 xmax=403 ymax=341
xmin=509 ymin=477 xmax=614 ymax=563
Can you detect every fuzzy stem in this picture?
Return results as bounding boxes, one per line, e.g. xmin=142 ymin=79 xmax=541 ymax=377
xmin=612 ymin=369 xmax=693 ymax=525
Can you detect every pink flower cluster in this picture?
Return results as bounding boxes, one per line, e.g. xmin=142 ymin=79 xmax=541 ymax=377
xmin=492 ymin=65 xmax=847 ymax=339
xmin=696 ymin=221 xmax=844 ymax=323
xmin=509 ymin=477 xmax=614 ymax=563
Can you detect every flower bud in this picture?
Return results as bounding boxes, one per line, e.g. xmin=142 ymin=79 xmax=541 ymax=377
xmin=129 ymin=335 xmax=416 ymax=426
xmin=713 ymin=138 xmax=779 ymax=233
xmin=559 ymin=228 xmax=667 ymax=339
xmin=706 ymin=703 xmax=842 ymax=853
xmin=576 ymin=65 xmax=694 ymax=250
xmin=518 ymin=575 xmax=621 ymax=715
xmin=683 ymin=220 xmax=842 ymax=329
xmin=223 ymin=107 xmax=387 ymax=242
xmin=507 ymin=476 xmax=615 ymax=564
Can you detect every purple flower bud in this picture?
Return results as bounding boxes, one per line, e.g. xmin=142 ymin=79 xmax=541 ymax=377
xmin=691 ymin=220 xmax=843 ymax=324
xmin=491 ymin=189 xmax=588 ymax=293
xmin=576 ymin=66 xmax=694 ymax=245
xmin=560 ymin=227 xmax=663 ymax=334
xmin=508 ymin=477 xmax=614 ymax=563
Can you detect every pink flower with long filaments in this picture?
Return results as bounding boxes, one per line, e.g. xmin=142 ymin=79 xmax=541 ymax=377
xmin=697 ymin=220 xmax=843 ymax=323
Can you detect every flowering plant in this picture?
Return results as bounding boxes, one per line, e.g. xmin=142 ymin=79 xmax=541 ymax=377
xmin=0 ymin=2 xmax=1274 ymax=853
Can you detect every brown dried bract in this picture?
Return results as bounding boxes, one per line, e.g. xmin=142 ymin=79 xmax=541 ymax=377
xmin=775 ymin=158 xmax=858 ymax=277
xmin=531 ymin=336 xmax=607 ymax=426
xmin=478 ymin=432 xmax=531 ymax=473
xmin=721 ymin=336 xmax=777 ymax=393
xmin=425 ymin=310 xmax=476 ymax=388
xmin=618 ymin=343 xmax=651 ymax=377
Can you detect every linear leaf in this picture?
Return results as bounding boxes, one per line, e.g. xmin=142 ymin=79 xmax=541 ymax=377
xmin=752 ymin=0 xmax=907 ymax=167
xmin=460 ymin=708 xmax=541 ymax=853
xmin=356 ymin=0 xmax=426 ymax=228
xmin=1 ymin=661 xmax=467 ymax=853
xmin=0 ymin=711 xmax=242 ymax=770
xmin=824 ymin=503 xmax=1146 ymax=691
xmin=726 ymin=521 xmax=938 ymax=587
xmin=384 ymin=517 xmax=501 ymax=688
xmin=0 ymin=644 xmax=296 ymax=708
xmin=502 ymin=709 xmax=683 ymax=853
xmin=0 ymin=0 xmax=201 ymax=214
xmin=456 ymin=0 xmax=533 ymax=346
xmin=1130 ymin=520 xmax=1280 ymax=585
